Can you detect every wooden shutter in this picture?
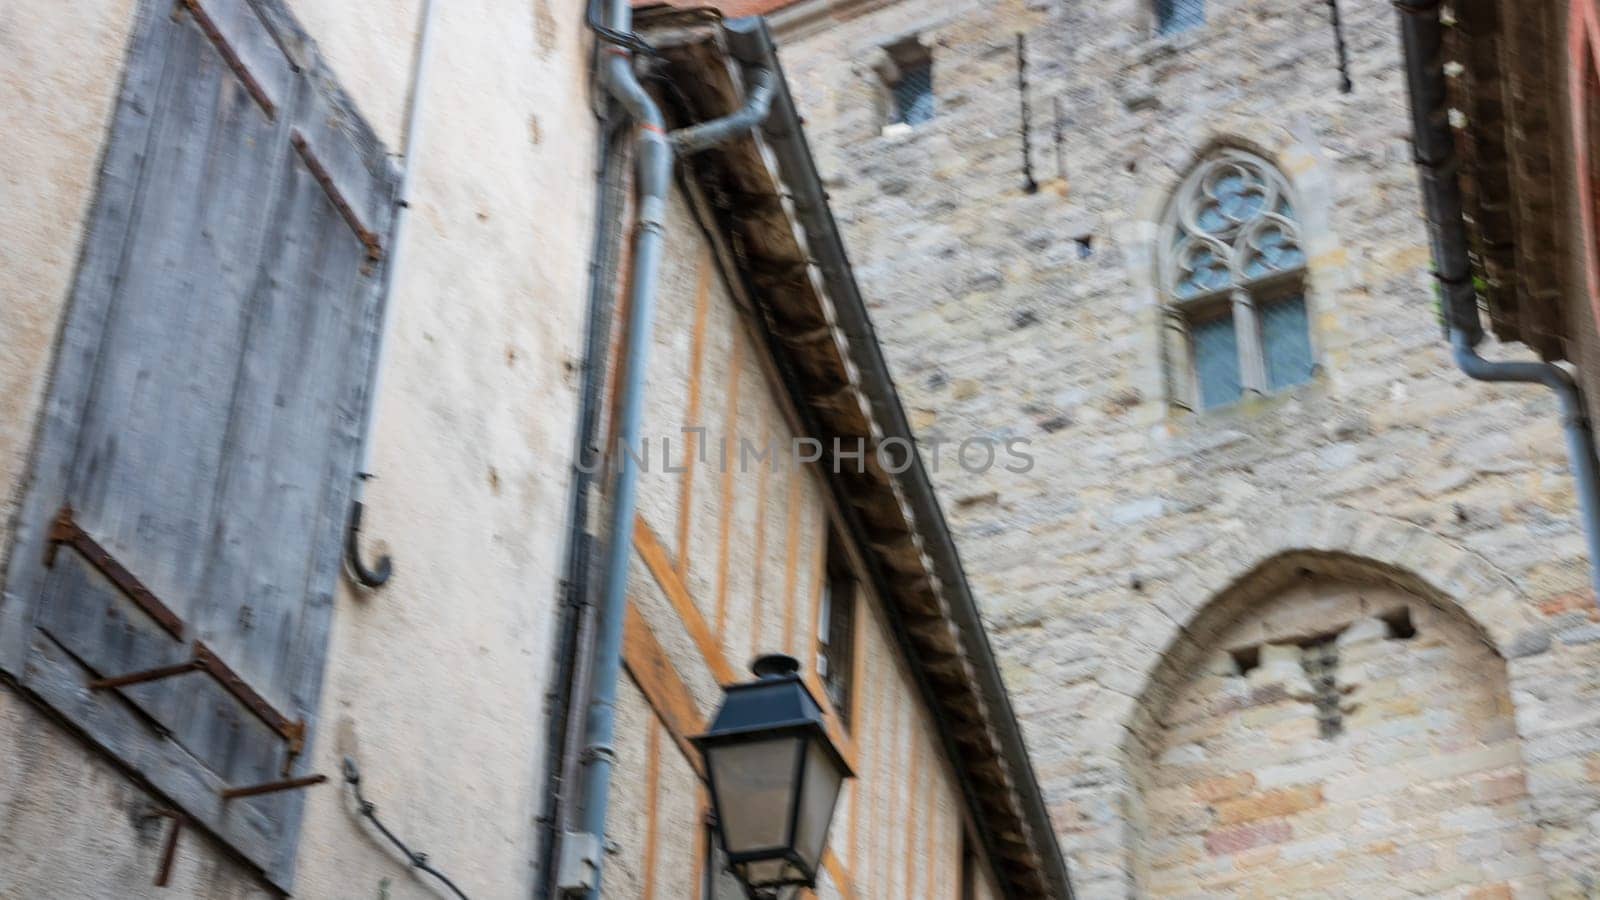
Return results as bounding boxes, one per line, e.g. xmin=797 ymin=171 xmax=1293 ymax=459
xmin=0 ymin=0 xmax=397 ymax=886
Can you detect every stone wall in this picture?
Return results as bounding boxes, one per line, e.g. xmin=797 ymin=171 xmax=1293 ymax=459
xmin=765 ymin=0 xmax=1600 ymax=895
xmin=1143 ymin=576 xmax=1540 ymax=897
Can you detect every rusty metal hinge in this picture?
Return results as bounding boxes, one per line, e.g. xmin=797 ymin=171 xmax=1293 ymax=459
xmin=44 ymin=505 xmax=185 ymax=641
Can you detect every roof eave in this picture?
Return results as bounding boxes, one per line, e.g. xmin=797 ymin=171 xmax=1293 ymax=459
xmin=631 ymin=9 xmax=1074 ymax=898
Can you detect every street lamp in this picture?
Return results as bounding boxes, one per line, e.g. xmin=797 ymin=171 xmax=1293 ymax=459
xmin=693 ymin=654 xmax=854 ymax=900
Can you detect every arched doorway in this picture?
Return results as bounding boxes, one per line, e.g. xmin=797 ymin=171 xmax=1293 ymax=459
xmin=1134 ymin=570 xmax=1542 ymax=897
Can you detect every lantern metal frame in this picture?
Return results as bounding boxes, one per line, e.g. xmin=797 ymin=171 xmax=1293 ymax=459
xmin=692 ymin=655 xmax=854 ymax=899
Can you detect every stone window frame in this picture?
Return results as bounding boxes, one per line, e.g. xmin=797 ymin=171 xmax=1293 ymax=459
xmin=1572 ymin=0 xmax=1600 ymax=327
xmin=1123 ymin=133 xmax=1344 ymax=419
xmin=1157 ymin=148 xmax=1318 ymax=410
xmin=868 ymin=35 xmax=935 ymax=135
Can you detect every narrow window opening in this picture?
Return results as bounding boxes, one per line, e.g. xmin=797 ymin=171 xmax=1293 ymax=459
xmin=1075 ymin=235 xmax=1095 ymax=259
xmin=1156 ymin=0 xmax=1205 ymax=36
xmin=817 ymin=528 xmax=857 ymax=728
xmin=881 ymin=38 xmax=935 ymax=129
xmin=1380 ymin=607 xmax=1417 ymax=640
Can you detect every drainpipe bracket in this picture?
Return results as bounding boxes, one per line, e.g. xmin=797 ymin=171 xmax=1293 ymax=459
xmin=555 ymin=832 xmax=603 ymax=894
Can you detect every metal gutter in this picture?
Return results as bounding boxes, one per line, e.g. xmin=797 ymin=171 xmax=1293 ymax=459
xmin=565 ymin=2 xmax=674 ymax=893
xmin=1395 ymin=0 xmax=1600 ymax=600
xmin=718 ymin=16 xmax=1074 ymax=899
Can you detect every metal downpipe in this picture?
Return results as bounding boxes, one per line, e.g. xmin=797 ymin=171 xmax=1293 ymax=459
xmin=1396 ymin=0 xmax=1600 ymax=599
xmin=671 ymin=66 xmax=776 ymax=155
xmin=532 ymin=111 xmax=627 ymax=898
xmin=573 ymin=17 xmax=672 ymax=900
xmin=566 ymin=5 xmax=773 ymax=896
xmin=343 ymin=0 xmax=442 ymax=588
xmin=1449 ymin=331 xmax=1600 ymax=598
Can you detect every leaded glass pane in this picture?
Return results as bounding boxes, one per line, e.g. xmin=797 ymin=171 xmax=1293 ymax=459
xmin=1176 ymin=241 xmax=1231 ymax=299
xmin=1242 ymin=222 xmax=1305 ymax=279
xmin=1262 ymin=295 xmax=1315 ymax=390
xmin=1157 ymin=0 xmax=1204 ymax=36
xmin=1191 ymin=313 xmax=1242 ymax=409
xmin=1197 ymin=172 xmax=1267 ymax=232
xmin=892 ymin=63 xmax=935 ymax=126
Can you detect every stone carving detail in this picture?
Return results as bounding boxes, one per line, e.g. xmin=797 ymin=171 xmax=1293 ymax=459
xmin=1163 ymin=149 xmax=1307 ymax=301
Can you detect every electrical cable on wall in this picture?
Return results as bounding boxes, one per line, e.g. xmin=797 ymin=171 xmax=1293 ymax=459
xmin=343 ymin=758 xmax=471 ymax=900
xmin=585 ymin=0 xmax=657 ymax=56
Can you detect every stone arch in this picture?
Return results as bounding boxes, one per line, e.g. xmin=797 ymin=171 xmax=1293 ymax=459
xmin=1086 ymin=505 xmax=1547 ymax=897
xmin=1121 ymin=126 xmax=1347 ymax=413
xmin=1135 ymin=505 xmax=1533 ymax=667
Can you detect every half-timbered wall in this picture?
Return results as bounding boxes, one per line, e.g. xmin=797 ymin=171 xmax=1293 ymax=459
xmin=603 ymin=183 xmax=1004 ymax=899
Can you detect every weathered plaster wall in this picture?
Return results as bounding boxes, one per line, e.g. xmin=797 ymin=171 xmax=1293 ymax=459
xmin=765 ymin=0 xmax=1600 ymax=895
xmin=0 ymin=0 xmax=137 ymax=554
xmin=599 ymin=183 xmax=984 ymax=898
xmin=0 ymin=0 xmax=595 ymax=897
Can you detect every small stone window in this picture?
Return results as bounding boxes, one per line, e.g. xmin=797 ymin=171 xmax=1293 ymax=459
xmin=1156 ymin=0 xmax=1205 ymax=36
xmin=1159 ymin=149 xmax=1315 ymax=410
xmin=876 ymin=38 xmax=935 ymax=130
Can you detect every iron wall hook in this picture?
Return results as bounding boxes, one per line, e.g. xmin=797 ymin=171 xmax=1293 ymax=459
xmin=344 ymin=499 xmax=393 ymax=588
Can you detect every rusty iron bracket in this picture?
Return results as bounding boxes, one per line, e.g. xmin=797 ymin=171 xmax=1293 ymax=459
xmin=221 ymin=772 xmax=327 ymax=800
xmin=88 ymin=640 xmax=308 ymax=767
xmin=176 ymin=0 xmax=277 ymax=119
xmin=44 ymin=505 xmax=186 ymax=641
xmin=147 ymin=808 xmax=184 ymax=887
xmin=88 ymin=657 xmax=204 ymax=690
xmin=290 ymin=130 xmax=384 ymax=262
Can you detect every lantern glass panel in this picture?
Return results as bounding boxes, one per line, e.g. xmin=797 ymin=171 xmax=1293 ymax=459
xmin=737 ymin=857 xmax=804 ymax=885
xmin=707 ymin=736 xmax=803 ymax=854
xmin=794 ymin=737 xmax=846 ymax=869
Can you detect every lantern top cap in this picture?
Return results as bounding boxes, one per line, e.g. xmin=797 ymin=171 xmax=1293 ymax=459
xmin=752 ymin=654 xmax=800 ymax=680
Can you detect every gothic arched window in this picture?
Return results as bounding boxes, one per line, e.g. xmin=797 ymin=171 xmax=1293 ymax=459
xmin=1160 ymin=149 xmax=1315 ymax=410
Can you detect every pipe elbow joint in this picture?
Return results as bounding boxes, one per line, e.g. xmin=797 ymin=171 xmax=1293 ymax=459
xmin=669 ymin=66 xmax=777 ymax=155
